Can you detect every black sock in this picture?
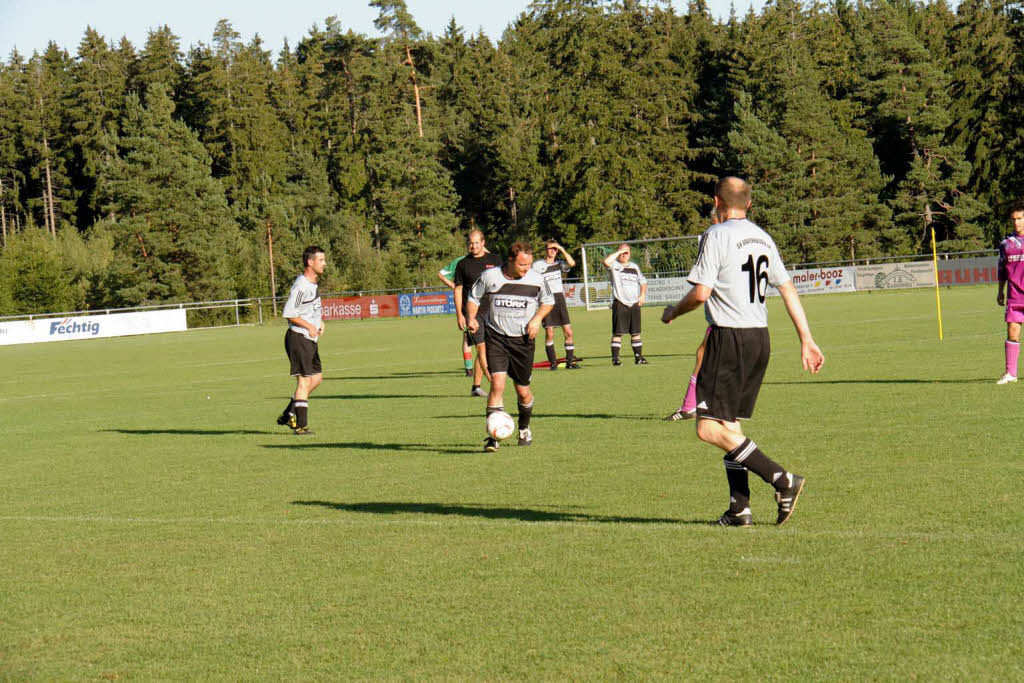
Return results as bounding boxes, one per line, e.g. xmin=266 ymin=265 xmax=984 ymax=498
xmin=546 ymin=343 xmax=557 ymax=365
xmin=472 ymin=384 xmax=481 ymax=391
xmin=565 ymin=344 xmax=575 ymax=364
xmin=611 ymin=342 xmax=621 ymax=361
xmin=632 ymin=340 xmax=643 ymax=358
xmin=726 ymin=438 xmax=787 ymax=489
xmin=294 ymin=401 xmax=308 ymax=428
xmin=723 ymin=457 xmax=750 ymax=513
xmin=517 ymin=400 xmax=533 ymax=431
xmin=281 ymin=398 xmax=295 ymax=417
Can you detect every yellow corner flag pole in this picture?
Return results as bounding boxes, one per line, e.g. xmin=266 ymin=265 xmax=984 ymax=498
xmin=931 ymin=227 xmax=944 ymax=340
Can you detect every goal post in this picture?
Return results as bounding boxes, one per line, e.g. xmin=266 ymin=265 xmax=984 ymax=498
xmin=580 ymin=235 xmax=702 ymax=311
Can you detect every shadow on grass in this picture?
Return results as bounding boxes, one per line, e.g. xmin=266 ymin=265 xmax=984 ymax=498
xmin=103 ymin=428 xmax=277 ymax=436
xmin=432 ymin=412 xmax=659 ymax=421
xmin=291 ymin=499 xmax=702 ymax=525
xmin=764 ymin=378 xmax=992 ymax=385
xmin=313 ymin=393 xmax=462 ymax=400
xmin=262 ymin=441 xmax=480 ymax=455
xmin=322 ymin=371 xmax=463 ymax=381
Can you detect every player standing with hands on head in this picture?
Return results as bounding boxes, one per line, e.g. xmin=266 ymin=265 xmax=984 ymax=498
xmin=604 ymin=243 xmax=649 ymax=366
xmin=276 ymin=246 xmax=327 ymax=436
xmin=466 ymin=242 xmax=554 ymax=452
xmin=662 ymin=177 xmax=824 ymax=526
xmin=533 ymin=240 xmax=579 ymax=370
xmin=454 ymin=230 xmax=504 ymax=397
xmin=995 ymin=200 xmax=1024 ymax=384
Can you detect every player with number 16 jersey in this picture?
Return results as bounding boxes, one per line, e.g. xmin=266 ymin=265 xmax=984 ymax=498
xmin=663 ymin=176 xmax=823 ymax=528
xmin=686 ymin=219 xmax=790 ymax=329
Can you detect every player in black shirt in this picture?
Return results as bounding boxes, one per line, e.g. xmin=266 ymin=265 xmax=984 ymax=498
xmin=453 ymin=230 xmax=504 ymax=396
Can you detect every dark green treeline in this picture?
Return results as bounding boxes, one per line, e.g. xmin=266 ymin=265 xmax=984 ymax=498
xmin=1 ymin=0 xmax=1023 ymax=314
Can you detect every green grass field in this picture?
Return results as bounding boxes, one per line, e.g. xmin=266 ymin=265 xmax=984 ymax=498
xmin=2 ymin=285 xmax=1022 ymax=679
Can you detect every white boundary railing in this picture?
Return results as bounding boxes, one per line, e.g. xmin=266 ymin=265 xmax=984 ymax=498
xmin=0 ymin=249 xmax=1001 ymax=331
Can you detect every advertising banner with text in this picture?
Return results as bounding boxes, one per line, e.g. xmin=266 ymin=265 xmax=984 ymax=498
xmin=321 ymin=295 xmax=400 ymax=320
xmin=397 ymin=291 xmax=456 ymax=317
xmin=776 ymin=266 xmax=857 ymax=296
xmin=936 ymin=256 xmax=998 ymax=286
xmin=856 ymin=262 xmax=937 ymax=290
xmin=0 ymin=309 xmax=187 ymax=346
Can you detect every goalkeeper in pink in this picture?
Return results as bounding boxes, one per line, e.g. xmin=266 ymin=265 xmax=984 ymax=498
xmin=996 ymin=200 xmax=1024 ymax=384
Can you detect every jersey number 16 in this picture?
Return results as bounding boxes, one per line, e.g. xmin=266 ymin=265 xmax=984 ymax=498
xmin=741 ymin=255 xmax=769 ymax=303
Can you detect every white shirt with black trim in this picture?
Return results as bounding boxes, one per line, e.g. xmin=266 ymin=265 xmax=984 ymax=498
xmin=282 ymin=274 xmax=322 ymax=340
xmin=686 ymin=218 xmax=790 ymax=328
xmin=531 ymin=258 xmax=571 ymax=295
xmin=607 ymin=260 xmax=647 ymax=306
xmin=469 ymin=267 xmax=554 ymax=337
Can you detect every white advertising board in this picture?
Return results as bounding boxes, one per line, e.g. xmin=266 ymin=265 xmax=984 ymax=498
xmin=856 ymin=262 xmax=936 ymax=290
xmin=768 ymin=266 xmax=858 ymax=297
xmin=0 ymin=309 xmax=187 ymax=346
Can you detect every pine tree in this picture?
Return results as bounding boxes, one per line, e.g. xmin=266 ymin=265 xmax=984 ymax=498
xmin=525 ymin=0 xmax=707 ymax=244
xmin=727 ymin=0 xmax=895 ymax=262
xmin=0 ymin=54 xmax=29 ymax=244
xmin=852 ymin=1 xmax=985 ymax=251
xmin=20 ymin=45 xmax=74 ymax=236
xmin=92 ymin=84 xmax=241 ymax=305
xmin=359 ymin=1 xmax=461 ymax=286
xmin=946 ymin=0 xmax=1016 ymax=231
xmin=66 ymin=27 xmax=129 ymax=229
xmin=133 ymin=26 xmax=185 ymax=105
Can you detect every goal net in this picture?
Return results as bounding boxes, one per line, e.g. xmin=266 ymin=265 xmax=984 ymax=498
xmin=580 ymin=235 xmax=702 ymax=311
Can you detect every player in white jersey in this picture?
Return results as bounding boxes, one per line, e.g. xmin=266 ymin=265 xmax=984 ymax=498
xmin=532 ymin=240 xmax=579 ymax=370
xmin=467 ymin=242 xmax=554 ymax=451
xmin=603 ymin=244 xmax=649 ymax=365
xmin=662 ymin=177 xmax=824 ymax=526
xmin=276 ymin=246 xmax=327 ymax=436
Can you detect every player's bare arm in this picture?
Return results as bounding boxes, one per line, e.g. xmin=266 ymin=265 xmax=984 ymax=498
xmin=465 ymin=300 xmax=480 ymax=333
xmin=527 ymin=304 xmax=554 ymax=340
xmin=439 ymin=271 xmax=456 ymax=289
xmin=603 ymin=246 xmax=628 ymax=268
xmin=287 ymin=316 xmax=320 ymax=339
xmin=638 ymin=282 xmax=648 ymax=307
xmin=454 ymin=285 xmax=467 ymax=330
xmin=777 ymin=281 xmax=824 ymax=374
xmin=662 ymin=284 xmax=710 ymax=323
xmin=556 ymin=244 xmax=576 ymax=268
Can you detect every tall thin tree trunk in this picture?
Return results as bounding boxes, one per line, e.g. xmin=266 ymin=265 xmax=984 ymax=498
xmin=267 ymin=220 xmax=277 ymax=316
xmin=43 ymin=137 xmax=56 ymax=237
xmin=404 ymin=45 xmax=424 ymax=138
xmin=0 ymin=177 xmax=7 ymax=247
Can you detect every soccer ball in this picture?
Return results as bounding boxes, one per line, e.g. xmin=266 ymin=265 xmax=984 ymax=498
xmin=486 ymin=411 xmax=516 ymax=440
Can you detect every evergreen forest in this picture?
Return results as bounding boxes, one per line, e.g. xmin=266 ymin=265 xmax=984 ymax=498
xmin=1 ymin=0 xmax=1023 ymax=314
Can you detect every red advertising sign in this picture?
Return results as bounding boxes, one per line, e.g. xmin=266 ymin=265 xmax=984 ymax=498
xmin=321 ymin=295 xmax=400 ymax=320
xmin=936 ymin=257 xmax=998 ymax=286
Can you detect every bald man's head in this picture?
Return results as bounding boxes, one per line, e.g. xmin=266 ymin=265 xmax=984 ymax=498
xmin=715 ymin=176 xmax=752 ymax=211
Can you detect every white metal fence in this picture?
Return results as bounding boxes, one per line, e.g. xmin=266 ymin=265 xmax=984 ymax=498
xmin=0 ymin=249 xmax=1001 ymax=334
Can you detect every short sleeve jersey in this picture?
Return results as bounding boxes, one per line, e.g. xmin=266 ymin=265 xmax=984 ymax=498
xmin=687 ymin=218 xmax=791 ymax=328
xmin=469 ymin=267 xmax=554 ymax=337
xmin=607 ymin=260 xmax=647 ymax=306
xmin=454 ymin=252 xmax=504 ymax=311
xmin=998 ymin=234 xmax=1024 ymax=306
xmin=531 ymin=258 xmax=571 ymax=294
xmin=281 ymin=274 xmax=322 ymax=341
xmin=440 ymin=255 xmax=465 ymax=282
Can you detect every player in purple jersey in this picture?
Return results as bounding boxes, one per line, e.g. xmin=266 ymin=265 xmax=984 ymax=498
xmin=996 ymin=200 xmax=1024 ymax=384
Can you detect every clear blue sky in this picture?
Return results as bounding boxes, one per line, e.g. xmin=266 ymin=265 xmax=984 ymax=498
xmin=0 ymin=0 xmax=763 ymax=60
